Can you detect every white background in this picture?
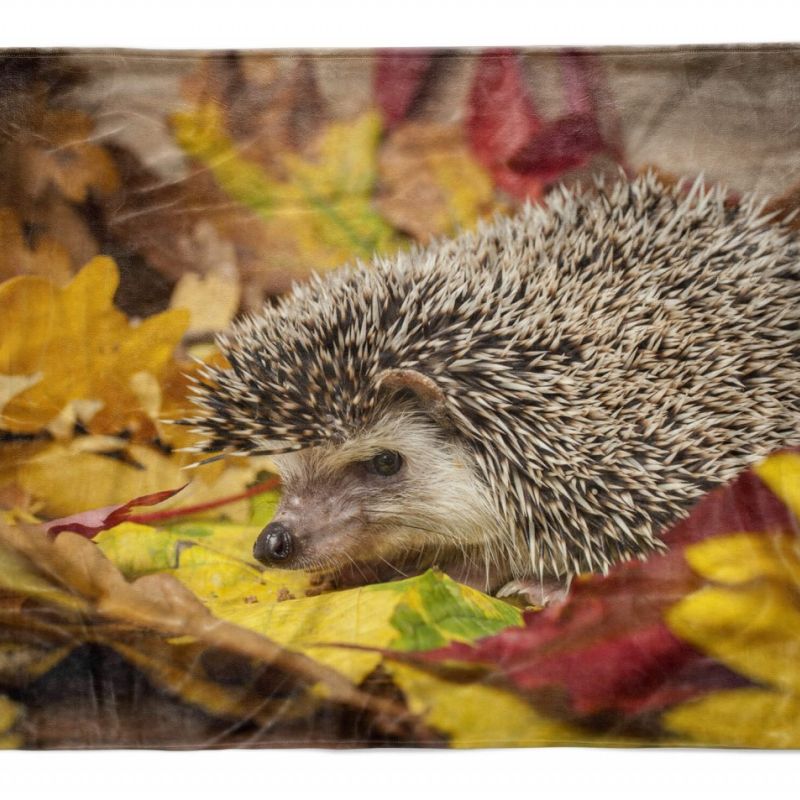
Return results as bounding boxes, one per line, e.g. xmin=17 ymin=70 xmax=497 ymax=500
xmin=3 ymin=0 xmax=800 ymax=796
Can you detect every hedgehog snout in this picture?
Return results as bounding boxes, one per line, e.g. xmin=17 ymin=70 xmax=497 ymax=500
xmin=254 ymin=521 xmax=295 ymax=565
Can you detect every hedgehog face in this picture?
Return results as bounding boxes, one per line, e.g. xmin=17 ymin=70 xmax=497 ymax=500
xmin=253 ymin=404 xmax=503 ymax=590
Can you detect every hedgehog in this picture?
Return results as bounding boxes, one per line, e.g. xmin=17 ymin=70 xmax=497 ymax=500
xmin=187 ymin=172 xmax=800 ymax=601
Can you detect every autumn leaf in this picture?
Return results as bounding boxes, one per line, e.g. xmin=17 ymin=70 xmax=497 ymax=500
xmin=17 ymin=106 xmax=120 ymax=204
xmin=0 ymin=695 xmax=22 ymax=749
xmin=467 ymin=50 xmax=611 ymax=198
xmin=662 ymin=449 xmax=800 ymax=748
xmin=6 ymin=437 xmax=267 ymax=520
xmin=467 ymin=50 xmax=544 ymax=200
xmin=0 ymin=207 xmax=72 ymax=284
xmin=172 ymin=103 xmax=401 ymax=270
xmin=374 ymin=51 xmax=435 ymax=127
xmin=170 ymin=266 xmax=242 ymax=336
xmin=387 ymin=663 xmax=585 ymax=747
xmin=387 ymin=453 xmax=800 ymax=739
xmin=0 ymin=520 xmax=435 ymax=742
xmin=376 ymin=122 xmax=498 ymax=242
xmin=0 ymin=257 xmax=189 ymax=437
xmin=97 ymin=513 xmax=521 ymax=688
xmin=507 ymin=51 xmax=608 ymax=181
xmin=45 ymin=485 xmax=188 ymax=537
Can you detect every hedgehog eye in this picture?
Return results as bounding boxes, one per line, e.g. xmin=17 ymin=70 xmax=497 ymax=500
xmin=367 ymin=450 xmax=403 ymax=477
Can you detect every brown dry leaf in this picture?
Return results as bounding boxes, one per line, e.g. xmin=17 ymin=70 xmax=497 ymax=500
xmin=103 ymin=155 xmax=283 ymax=308
xmin=0 ymin=521 xmax=435 ymax=741
xmin=17 ymin=106 xmax=120 ymax=204
xmin=184 ymin=54 xmax=324 ymax=178
xmin=377 ymin=122 xmax=498 ymax=242
xmin=0 ymin=256 xmax=189 ymax=437
xmin=0 ymin=207 xmax=72 ymax=284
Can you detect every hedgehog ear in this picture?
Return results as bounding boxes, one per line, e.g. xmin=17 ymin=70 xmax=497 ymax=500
xmin=373 ymin=368 xmax=455 ymax=431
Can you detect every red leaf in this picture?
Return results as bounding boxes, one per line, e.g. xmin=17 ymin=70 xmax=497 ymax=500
xmin=507 ymin=113 xmax=604 ymax=182
xmin=45 ymin=485 xmax=187 ymax=537
xmin=466 ymin=49 xmax=544 ymax=200
xmin=397 ymin=456 xmax=799 ymax=722
xmin=374 ymin=50 xmax=435 ymax=128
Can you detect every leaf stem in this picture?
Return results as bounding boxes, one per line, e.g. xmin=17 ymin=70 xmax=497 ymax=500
xmin=126 ymin=476 xmax=281 ymax=525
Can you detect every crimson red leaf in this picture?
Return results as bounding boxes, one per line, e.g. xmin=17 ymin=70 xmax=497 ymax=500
xmin=466 ymin=49 xmax=544 ymax=200
xmin=507 ymin=113 xmax=604 ymax=182
xmin=45 ymin=485 xmax=187 ymax=537
xmin=374 ymin=50 xmax=435 ymax=128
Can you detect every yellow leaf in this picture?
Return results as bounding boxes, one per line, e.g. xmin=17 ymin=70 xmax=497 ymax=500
xmin=172 ymin=104 xmax=401 ymax=270
xmin=0 ymin=695 xmax=22 ymax=749
xmin=668 ymin=533 xmax=800 ymax=694
xmin=665 ymin=531 xmax=800 ymax=747
xmin=179 ymin=564 xmax=519 ymax=686
xmin=669 ymin=581 xmax=800 ymax=694
xmin=664 ymin=688 xmax=800 ymax=748
xmin=0 ymin=521 xmax=427 ymax=742
xmin=755 ymin=450 xmax=800 ymax=521
xmin=388 ymin=663 xmax=588 ymax=747
xmin=170 ymin=269 xmax=241 ymax=335
xmin=0 ymin=257 xmax=189 ymax=435
xmin=99 ymin=516 xmax=522 ymax=690
xmin=9 ymin=440 xmax=261 ymax=519
xmin=182 ymin=569 xmax=400 ymax=685
xmin=680 ymin=530 xmax=800 ymax=587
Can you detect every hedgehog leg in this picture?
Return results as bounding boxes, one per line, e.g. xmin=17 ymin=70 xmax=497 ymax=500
xmin=496 ymin=578 xmax=570 ymax=607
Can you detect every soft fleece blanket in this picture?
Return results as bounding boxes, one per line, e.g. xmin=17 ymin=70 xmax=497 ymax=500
xmin=0 ymin=46 xmax=799 ymax=749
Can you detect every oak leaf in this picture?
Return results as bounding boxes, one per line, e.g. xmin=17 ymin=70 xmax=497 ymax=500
xmin=18 ymin=106 xmax=119 ymax=204
xmin=0 ymin=257 xmax=189 ymax=436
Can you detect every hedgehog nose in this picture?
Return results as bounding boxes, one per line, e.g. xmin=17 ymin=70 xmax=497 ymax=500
xmin=254 ymin=522 xmax=295 ymax=565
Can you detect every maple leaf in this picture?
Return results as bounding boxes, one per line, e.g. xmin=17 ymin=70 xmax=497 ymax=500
xmin=172 ymin=103 xmax=401 ymax=271
xmin=0 ymin=256 xmax=189 ymax=437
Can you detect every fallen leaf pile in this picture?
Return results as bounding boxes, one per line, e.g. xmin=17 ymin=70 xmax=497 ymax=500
xmin=2 ymin=48 xmax=800 ymax=749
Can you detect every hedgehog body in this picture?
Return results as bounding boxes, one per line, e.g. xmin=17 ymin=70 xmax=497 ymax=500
xmin=191 ymin=173 xmax=800 ymax=594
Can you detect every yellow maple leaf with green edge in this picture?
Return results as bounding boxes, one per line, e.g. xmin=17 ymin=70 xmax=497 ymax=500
xmin=0 ymin=257 xmax=189 ymax=436
xmin=664 ymin=527 xmax=800 ymax=747
xmin=172 ymin=103 xmax=401 ymax=269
